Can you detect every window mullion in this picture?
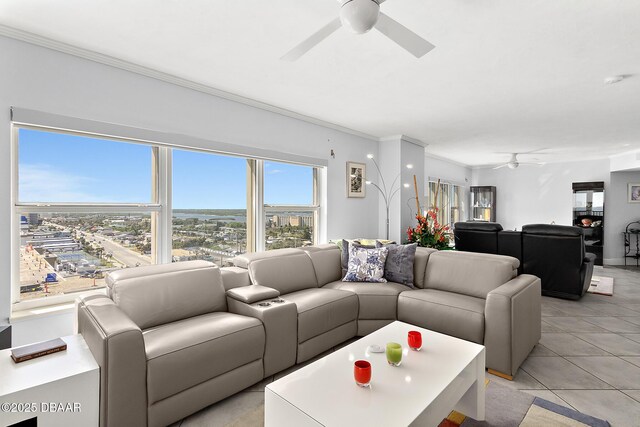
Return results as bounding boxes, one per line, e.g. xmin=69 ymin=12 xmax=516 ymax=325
xmin=255 ymin=160 xmax=265 ymax=252
xmin=156 ymin=147 xmax=171 ymax=264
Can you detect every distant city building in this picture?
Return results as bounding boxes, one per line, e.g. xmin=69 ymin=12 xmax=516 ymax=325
xmin=298 ymin=216 xmax=313 ymax=228
xmin=28 ymin=213 xmax=40 ymax=225
xmin=271 ymin=215 xmax=313 ymax=228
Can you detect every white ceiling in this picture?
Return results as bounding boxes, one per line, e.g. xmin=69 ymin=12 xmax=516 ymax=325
xmin=1 ymin=0 xmax=639 ymax=166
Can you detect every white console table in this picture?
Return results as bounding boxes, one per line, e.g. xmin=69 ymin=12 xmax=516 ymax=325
xmin=0 ymin=334 xmax=99 ymax=427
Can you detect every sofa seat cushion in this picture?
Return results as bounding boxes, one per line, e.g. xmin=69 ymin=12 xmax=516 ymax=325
xmin=143 ymin=312 xmax=264 ymax=404
xmin=397 ymin=289 xmax=485 ymax=344
xmin=283 ymin=288 xmax=358 ymax=343
xmin=324 ymin=281 xmax=406 ymax=320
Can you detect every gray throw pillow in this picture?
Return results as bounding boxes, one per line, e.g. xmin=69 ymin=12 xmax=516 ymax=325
xmin=383 ymin=243 xmax=417 ymax=287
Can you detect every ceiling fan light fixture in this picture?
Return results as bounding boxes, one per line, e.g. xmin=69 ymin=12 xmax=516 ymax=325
xmin=340 ymin=0 xmax=380 ymax=34
xmin=508 ymin=162 xmax=519 ymax=169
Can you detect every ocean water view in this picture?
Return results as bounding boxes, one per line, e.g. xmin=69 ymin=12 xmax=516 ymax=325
xmin=172 ymin=212 xmax=247 ymax=222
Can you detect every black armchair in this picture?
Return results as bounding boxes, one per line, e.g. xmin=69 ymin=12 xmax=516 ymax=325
xmin=453 ymin=222 xmax=503 ymax=254
xmin=521 ymin=224 xmax=596 ymax=300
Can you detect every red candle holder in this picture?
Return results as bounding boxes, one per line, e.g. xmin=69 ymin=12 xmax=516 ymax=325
xmin=354 ymin=360 xmax=371 ymax=387
xmin=408 ymin=330 xmax=423 ymax=351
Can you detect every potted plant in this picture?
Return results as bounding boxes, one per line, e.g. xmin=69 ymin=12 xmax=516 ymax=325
xmin=406 ymin=209 xmax=451 ymax=250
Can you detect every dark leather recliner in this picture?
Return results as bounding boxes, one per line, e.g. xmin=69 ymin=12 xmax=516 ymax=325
xmin=453 ymin=222 xmax=503 ymax=254
xmin=521 ymin=224 xmax=596 ymax=300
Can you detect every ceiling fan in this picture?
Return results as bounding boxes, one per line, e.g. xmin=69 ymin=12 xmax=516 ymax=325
xmin=493 ymin=153 xmax=546 ymax=170
xmin=281 ymin=0 xmax=435 ymax=61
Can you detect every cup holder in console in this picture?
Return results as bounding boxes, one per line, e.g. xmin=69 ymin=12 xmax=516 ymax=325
xmin=271 ymin=299 xmax=285 ymax=304
xmin=257 ymin=302 xmax=272 ymax=307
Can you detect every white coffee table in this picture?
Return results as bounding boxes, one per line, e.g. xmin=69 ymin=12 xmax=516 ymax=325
xmin=265 ymin=321 xmax=485 ymax=427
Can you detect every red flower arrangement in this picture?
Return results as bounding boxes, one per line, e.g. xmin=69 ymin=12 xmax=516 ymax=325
xmin=406 ymin=208 xmax=451 ymax=250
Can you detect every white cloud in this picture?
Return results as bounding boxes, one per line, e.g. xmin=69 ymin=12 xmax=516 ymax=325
xmin=19 ymin=163 xmax=104 ymax=203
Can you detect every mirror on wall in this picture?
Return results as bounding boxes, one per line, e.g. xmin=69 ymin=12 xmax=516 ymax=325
xmin=572 ymin=182 xmax=605 ymax=266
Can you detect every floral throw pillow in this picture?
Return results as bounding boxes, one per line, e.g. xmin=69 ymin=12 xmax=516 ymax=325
xmin=343 ymin=244 xmax=389 ymax=283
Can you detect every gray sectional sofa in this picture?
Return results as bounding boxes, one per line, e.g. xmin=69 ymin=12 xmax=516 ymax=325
xmin=78 ymin=244 xmax=541 ymax=427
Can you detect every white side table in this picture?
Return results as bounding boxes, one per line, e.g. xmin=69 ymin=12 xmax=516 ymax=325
xmin=0 ymin=335 xmax=99 ymax=427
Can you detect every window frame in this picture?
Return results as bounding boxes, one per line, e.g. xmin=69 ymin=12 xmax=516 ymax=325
xmin=10 ymin=122 xmax=324 ymax=311
xmin=260 ymin=160 xmax=320 ymax=252
xmin=11 ymin=124 xmax=166 ymax=310
xmin=427 ymin=178 xmax=468 ymax=229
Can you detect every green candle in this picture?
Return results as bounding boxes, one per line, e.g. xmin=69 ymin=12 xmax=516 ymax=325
xmin=386 ymin=342 xmax=403 ymax=367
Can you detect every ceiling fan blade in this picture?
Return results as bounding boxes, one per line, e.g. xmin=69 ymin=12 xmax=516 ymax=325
xmin=374 ymin=12 xmax=435 ymax=58
xmin=519 ymin=162 xmax=546 ymax=166
xmin=492 ymin=164 xmax=508 ymax=170
xmin=281 ymin=18 xmax=342 ymax=61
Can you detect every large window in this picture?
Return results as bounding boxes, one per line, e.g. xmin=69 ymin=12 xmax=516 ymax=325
xmin=15 ymin=128 xmax=158 ymax=302
xmin=13 ymin=125 xmax=322 ymax=307
xmin=264 ymin=161 xmax=318 ymax=250
xmin=427 ymin=180 xmax=467 ymax=229
xmin=172 ymin=150 xmax=248 ymax=265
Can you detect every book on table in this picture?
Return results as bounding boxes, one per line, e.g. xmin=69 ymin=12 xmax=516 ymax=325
xmin=10 ymin=338 xmax=67 ymax=363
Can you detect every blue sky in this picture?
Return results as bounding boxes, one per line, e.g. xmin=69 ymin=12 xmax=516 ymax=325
xmin=19 ymin=128 xmax=313 ymax=208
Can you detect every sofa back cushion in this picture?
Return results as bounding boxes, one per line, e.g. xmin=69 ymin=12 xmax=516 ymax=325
xmin=232 ymin=248 xmax=301 ymax=269
xmin=248 ymin=253 xmax=319 ymax=294
xmin=413 ymin=247 xmax=438 ymax=288
xmin=106 ymin=260 xmax=226 ymax=330
xmin=424 ymin=251 xmax=519 ymax=299
xmin=301 ymin=246 xmax=342 ymax=286
xmin=453 ymin=222 xmax=503 ymax=254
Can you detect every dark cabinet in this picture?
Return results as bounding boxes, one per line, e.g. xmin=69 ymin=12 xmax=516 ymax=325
xmin=572 ymin=182 xmax=604 ymax=266
xmin=471 ymin=186 xmax=496 ymax=222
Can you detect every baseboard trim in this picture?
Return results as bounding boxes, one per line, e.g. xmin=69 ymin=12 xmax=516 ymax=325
xmin=487 ymin=368 xmax=513 ymax=381
xmin=603 ymin=258 xmax=627 ymax=266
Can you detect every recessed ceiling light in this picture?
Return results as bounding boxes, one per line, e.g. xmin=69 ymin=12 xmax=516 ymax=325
xmin=604 ymin=75 xmax=624 ymax=85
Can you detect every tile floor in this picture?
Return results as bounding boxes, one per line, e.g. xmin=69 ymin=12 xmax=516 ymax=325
xmin=175 ymin=265 xmax=640 ymax=427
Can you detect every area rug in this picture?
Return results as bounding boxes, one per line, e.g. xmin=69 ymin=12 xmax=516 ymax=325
xmin=588 ymin=276 xmax=614 ymax=296
xmin=224 ymin=381 xmax=611 ymax=427
xmin=439 ymin=380 xmax=611 ymax=427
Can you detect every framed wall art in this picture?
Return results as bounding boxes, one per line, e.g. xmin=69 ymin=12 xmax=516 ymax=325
xmin=629 ymin=183 xmax=640 ymax=203
xmin=347 ymin=161 xmax=366 ymax=198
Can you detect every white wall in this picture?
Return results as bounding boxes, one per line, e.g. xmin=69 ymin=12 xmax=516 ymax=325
xmin=471 ymin=159 xmax=611 ymax=231
xmin=11 ymin=310 xmax=75 ymax=347
xmin=606 ymin=171 xmax=640 ymax=263
xmin=376 ymin=139 xmax=402 ymax=240
xmin=374 ymin=137 xmax=426 ymax=243
xmin=425 ymin=155 xmax=472 ymax=186
xmin=400 ymin=141 xmax=425 ymax=243
xmin=0 ymin=36 xmax=380 ymax=338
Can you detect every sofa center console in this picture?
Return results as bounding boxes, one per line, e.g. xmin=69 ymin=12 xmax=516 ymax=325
xmin=226 ymin=290 xmax=298 ymax=377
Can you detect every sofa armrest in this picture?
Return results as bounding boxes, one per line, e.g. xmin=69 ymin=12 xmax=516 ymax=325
xmin=226 ymin=296 xmax=297 ymax=377
xmin=484 ymin=274 xmax=541 ymax=376
xmin=77 ymin=295 xmax=147 ymax=427
xmin=226 ymin=285 xmax=280 ymax=304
